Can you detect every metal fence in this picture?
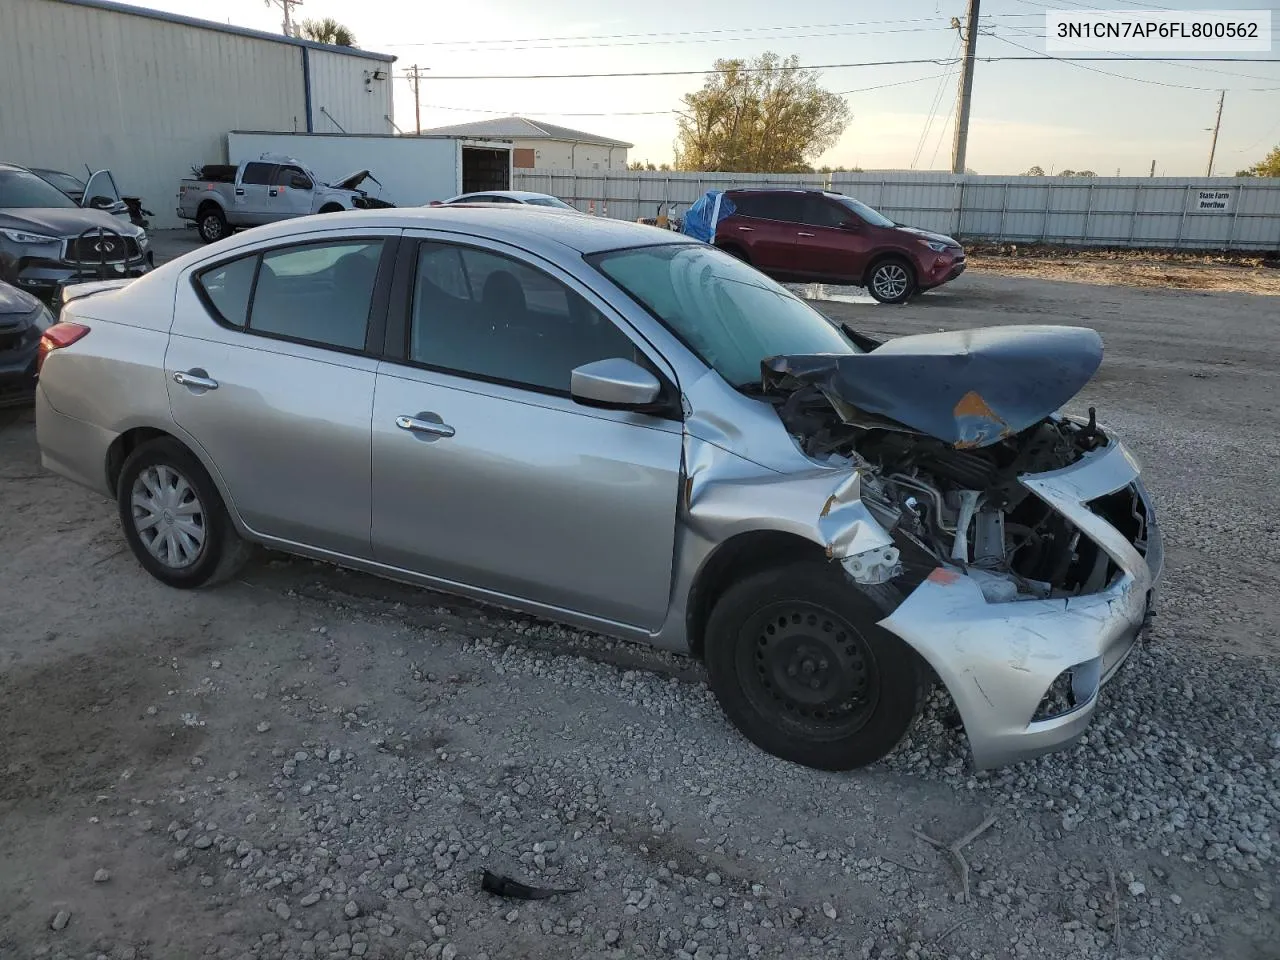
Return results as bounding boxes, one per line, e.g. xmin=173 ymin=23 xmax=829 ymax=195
xmin=513 ymin=169 xmax=1280 ymax=251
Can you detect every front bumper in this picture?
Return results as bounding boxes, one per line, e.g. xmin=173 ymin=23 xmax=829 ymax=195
xmin=0 ymin=348 xmax=38 ymax=406
xmin=922 ymin=256 xmax=966 ymax=290
xmin=879 ymin=438 xmax=1163 ymax=770
xmin=5 ymin=253 xmax=152 ymax=300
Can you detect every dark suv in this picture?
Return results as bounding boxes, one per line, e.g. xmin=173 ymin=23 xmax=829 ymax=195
xmin=714 ymin=189 xmax=965 ymax=303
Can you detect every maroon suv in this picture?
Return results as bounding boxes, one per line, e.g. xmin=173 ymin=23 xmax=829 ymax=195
xmin=713 ymin=189 xmax=965 ymax=304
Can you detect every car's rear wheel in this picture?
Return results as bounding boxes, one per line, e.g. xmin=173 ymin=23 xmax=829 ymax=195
xmin=116 ymin=438 xmax=252 ymax=588
xmin=197 ymin=206 xmax=228 ymax=244
xmin=867 ymin=258 xmax=915 ymax=304
xmin=319 ymin=203 xmax=345 ymax=214
xmin=704 ymin=562 xmax=923 ymax=770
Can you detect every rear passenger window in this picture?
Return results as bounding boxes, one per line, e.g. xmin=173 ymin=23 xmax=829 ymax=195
xmin=196 ymin=255 xmax=256 ymax=328
xmin=241 ymin=163 xmax=275 ymax=186
xmin=249 ymin=241 xmax=383 ymax=351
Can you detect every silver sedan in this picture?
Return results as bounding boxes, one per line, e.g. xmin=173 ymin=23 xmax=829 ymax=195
xmin=34 ymin=207 xmax=1161 ymax=771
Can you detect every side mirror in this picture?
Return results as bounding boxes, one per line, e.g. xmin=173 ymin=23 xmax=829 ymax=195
xmin=289 ymin=174 xmax=312 ymax=189
xmin=570 ymin=358 xmax=661 ymax=410
xmin=88 ymin=195 xmax=114 ymax=209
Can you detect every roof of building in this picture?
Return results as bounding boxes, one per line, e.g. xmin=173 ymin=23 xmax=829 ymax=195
xmin=415 ymin=117 xmax=633 ymax=148
xmin=54 ymin=0 xmax=396 ymax=61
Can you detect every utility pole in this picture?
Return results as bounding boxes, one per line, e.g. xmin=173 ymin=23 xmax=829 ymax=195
xmin=1205 ymin=90 xmax=1224 ymax=177
xmin=265 ymin=0 xmax=302 ymax=37
xmin=950 ymin=0 xmax=980 ymax=175
xmin=405 ymin=65 xmax=429 ymax=135
xmin=1149 ymin=159 xmax=1156 ymax=178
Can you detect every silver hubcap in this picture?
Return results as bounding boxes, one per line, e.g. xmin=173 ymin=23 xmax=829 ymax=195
xmin=203 ymin=216 xmax=221 ymax=239
xmin=131 ymin=465 xmax=206 ymax=569
xmin=872 ymin=264 xmax=909 ymax=301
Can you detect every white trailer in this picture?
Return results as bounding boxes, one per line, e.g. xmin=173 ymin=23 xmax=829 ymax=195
xmin=226 ymin=131 xmax=514 ymax=208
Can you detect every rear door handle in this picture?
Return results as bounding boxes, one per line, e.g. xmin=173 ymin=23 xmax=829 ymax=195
xmin=396 ymin=414 xmax=455 ymax=439
xmin=737 ymin=226 xmax=753 ymax=232
xmin=173 ymin=370 xmax=219 ymax=390
xmin=234 ymin=188 xmax=245 ymax=196
xmin=797 ymin=231 xmax=816 ymax=237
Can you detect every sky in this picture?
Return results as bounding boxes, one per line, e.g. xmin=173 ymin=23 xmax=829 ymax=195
xmin=139 ymin=0 xmax=1279 ymax=176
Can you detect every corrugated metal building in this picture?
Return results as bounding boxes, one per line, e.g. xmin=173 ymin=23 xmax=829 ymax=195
xmin=0 ymin=0 xmax=396 ymax=227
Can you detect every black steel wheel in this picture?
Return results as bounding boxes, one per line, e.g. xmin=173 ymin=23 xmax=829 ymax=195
xmin=704 ymin=562 xmax=924 ymax=770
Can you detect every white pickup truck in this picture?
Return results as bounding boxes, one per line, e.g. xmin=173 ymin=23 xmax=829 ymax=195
xmin=177 ymin=154 xmax=394 ymax=243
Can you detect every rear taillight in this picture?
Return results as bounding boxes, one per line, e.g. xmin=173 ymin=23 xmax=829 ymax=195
xmin=37 ymin=321 xmax=90 ymax=375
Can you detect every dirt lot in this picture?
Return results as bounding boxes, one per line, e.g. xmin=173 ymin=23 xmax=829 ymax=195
xmin=968 ymin=255 xmax=1280 ymax=297
xmin=2 ymin=252 xmax=1278 ymax=960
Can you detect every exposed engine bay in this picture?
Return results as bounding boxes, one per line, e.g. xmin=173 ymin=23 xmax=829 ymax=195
xmin=755 ymin=324 xmax=1148 ymax=601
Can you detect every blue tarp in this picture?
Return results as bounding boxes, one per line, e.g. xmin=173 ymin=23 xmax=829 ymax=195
xmin=680 ymin=190 xmax=736 ymax=243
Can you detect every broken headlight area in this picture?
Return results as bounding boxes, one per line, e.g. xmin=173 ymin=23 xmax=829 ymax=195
xmin=764 ymin=380 xmax=1123 ymax=599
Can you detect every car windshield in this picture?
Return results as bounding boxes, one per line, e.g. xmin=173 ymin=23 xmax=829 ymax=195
xmin=525 ymin=196 xmax=574 ymax=209
xmin=833 ymin=195 xmax=895 ymax=228
xmin=0 ymin=170 xmax=79 ymax=209
xmin=588 ymin=243 xmax=859 ymax=388
xmin=33 ymin=170 xmax=85 ymax=195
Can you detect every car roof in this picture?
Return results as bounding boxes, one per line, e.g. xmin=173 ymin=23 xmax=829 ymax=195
xmin=0 ymin=161 xmax=34 ymax=173
xmin=201 ymin=206 xmax=698 ymax=257
xmin=452 ymin=190 xmax=560 ymax=201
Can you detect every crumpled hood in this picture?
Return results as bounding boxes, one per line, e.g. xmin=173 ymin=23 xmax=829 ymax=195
xmin=0 ymin=279 xmax=41 ymax=316
xmin=896 ymin=225 xmax=960 ymax=247
xmin=761 ymin=324 xmax=1103 ymax=449
xmin=0 ymin=207 xmax=143 ymax=239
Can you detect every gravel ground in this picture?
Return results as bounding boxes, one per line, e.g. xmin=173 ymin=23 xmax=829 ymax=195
xmin=1 ymin=265 xmax=1278 ymax=960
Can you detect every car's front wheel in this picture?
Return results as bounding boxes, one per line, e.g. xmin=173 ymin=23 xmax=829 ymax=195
xmin=867 ymin=258 xmax=915 ymax=304
xmin=704 ymin=562 xmax=924 ymax=770
xmin=116 ymin=438 xmax=252 ymax=588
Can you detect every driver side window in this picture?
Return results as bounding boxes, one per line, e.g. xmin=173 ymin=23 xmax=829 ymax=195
xmin=409 ymin=242 xmax=641 ymax=394
xmin=805 ymin=196 xmax=849 ymax=229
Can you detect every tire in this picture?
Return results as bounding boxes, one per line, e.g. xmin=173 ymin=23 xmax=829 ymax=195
xmin=318 ymin=203 xmax=345 ymax=214
xmin=704 ymin=562 xmax=924 ymax=770
xmin=197 ymin=206 xmax=228 ymax=244
xmin=866 ymin=257 xmax=915 ymax=304
xmin=116 ymin=438 xmax=253 ymax=589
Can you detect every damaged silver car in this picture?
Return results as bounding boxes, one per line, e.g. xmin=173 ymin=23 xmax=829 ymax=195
xmin=34 ymin=208 xmax=1161 ymax=771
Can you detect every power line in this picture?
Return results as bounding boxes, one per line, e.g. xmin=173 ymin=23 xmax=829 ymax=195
xmin=397 ymin=55 xmax=1280 ymax=83
xmin=387 ymin=25 xmax=954 ymax=53
xmin=374 ymin=13 xmax=1055 ymax=49
xmin=912 ymin=37 xmax=961 ymax=168
xmin=987 ymin=34 xmax=1280 ymax=92
xmin=997 ymin=24 xmax=1280 ymax=82
xmin=414 ymin=72 xmax=956 ymax=121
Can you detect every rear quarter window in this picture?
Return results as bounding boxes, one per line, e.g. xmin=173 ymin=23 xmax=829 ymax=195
xmin=195 ymin=255 xmax=257 ymax=328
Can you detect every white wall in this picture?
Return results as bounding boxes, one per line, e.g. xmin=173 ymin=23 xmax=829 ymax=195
xmin=228 ymin=132 xmax=492 ymax=206
xmin=517 ymin=141 xmax=627 ymax=171
xmin=513 ymin=168 xmax=1280 ymax=250
xmin=307 ymin=48 xmax=394 ymax=136
xmin=1 ymin=0 xmax=308 ymax=228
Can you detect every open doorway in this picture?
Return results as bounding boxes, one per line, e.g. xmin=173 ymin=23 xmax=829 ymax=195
xmin=462 ymin=147 xmax=511 ymax=193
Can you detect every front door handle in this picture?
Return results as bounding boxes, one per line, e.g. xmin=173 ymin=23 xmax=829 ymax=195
xmin=396 ymin=414 xmax=455 ymax=439
xmin=173 ymin=370 xmax=219 ymax=390
xmin=737 ymin=226 xmax=754 ymax=232
xmin=797 ymin=231 xmax=816 ymax=237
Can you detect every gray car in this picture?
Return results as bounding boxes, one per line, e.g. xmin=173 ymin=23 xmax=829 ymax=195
xmin=34 ymin=207 xmax=1161 ymax=772
xmin=0 ymin=162 xmax=152 ymax=298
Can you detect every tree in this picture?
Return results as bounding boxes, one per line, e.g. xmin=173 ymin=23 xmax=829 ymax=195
xmin=297 ymin=17 xmax=356 ymax=46
xmin=673 ymin=53 xmax=851 ymax=173
xmin=1022 ymin=165 xmax=1045 ymax=176
xmin=1236 ymin=145 xmax=1280 ymax=178
xmin=628 ymin=160 xmax=659 ymax=171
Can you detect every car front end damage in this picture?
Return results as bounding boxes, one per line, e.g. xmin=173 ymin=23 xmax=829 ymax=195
xmin=745 ymin=324 xmax=1162 ymax=769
